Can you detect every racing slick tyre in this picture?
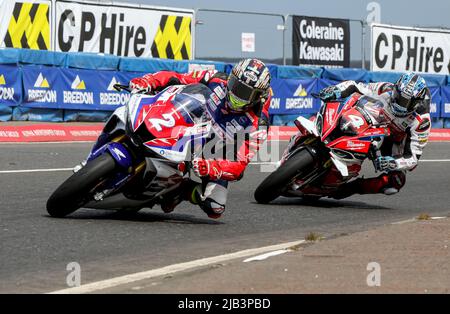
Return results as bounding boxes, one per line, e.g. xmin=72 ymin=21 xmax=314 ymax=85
xmin=46 ymin=153 xmax=117 ymax=218
xmin=254 ymin=149 xmax=315 ymax=204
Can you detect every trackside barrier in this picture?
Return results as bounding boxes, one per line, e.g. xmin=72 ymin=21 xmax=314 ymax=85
xmin=0 ymin=48 xmax=450 ymax=124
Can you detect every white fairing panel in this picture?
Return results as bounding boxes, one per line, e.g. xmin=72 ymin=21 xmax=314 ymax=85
xmin=296 ymin=116 xmax=319 ymax=136
xmin=151 ymin=159 xmax=182 ymax=178
xmin=111 ymin=105 xmax=127 ymax=124
xmin=330 ymin=152 xmax=349 ymax=177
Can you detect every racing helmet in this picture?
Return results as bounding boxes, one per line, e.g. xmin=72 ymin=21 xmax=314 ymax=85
xmin=392 ymin=72 xmax=428 ymax=117
xmin=226 ymin=58 xmax=271 ymax=112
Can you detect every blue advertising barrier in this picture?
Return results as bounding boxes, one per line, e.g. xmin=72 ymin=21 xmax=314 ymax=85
xmin=441 ymin=87 xmax=450 ymax=118
xmin=173 ymin=60 xmax=232 ymax=74
xmin=317 ymin=78 xmax=341 ymax=91
xmin=322 ymin=68 xmax=369 ymax=82
xmin=22 ymin=65 xmax=62 ymax=109
xmin=12 ymin=107 xmax=63 ymax=122
xmin=22 ymin=65 xmax=135 ymax=111
xmin=269 ymin=78 xmax=319 ymax=115
xmin=66 ymin=52 xmax=120 ymax=70
xmin=19 ymin=50 xmax=66 ymax=67
xmin=0 ymin=105 xmax=12 ymax=121
xmin=277 ymin=65 xmax=323 ymax=79
xmin=0 ymin=48 xmax=20 ymax=64
xmin=0 ymin=64 xmax=23 ymax=106
xmin=429 ymin=87 xmax=441 ymax=118
xmin=368 ymin=71 xmax=403 ymax=83
xmin=118 ymin=57 xmax=175 ymax=73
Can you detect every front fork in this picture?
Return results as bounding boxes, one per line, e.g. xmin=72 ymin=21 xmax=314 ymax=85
xmin=80 ymin=134 xmax=147 ymax=200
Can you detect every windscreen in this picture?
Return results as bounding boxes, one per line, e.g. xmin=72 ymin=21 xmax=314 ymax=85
xmin=171 ymin=84 xmax=212 ymax=124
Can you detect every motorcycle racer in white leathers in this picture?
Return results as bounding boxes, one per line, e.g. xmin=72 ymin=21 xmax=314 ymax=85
xmin=317 ymin=72 xmax=431 ymax=198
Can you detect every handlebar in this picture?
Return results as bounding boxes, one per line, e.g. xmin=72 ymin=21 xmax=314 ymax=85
xmin=113 ymin=84 xmax=132 ymax=93
xmin=113 ymin=83 xmax=155 ymax=95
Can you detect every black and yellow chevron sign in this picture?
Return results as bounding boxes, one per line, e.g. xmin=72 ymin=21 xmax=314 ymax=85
xmin=3 ymin=2 xmax=50 ymax=50
xmin=151 ymin=15 xmax=192 ymax=60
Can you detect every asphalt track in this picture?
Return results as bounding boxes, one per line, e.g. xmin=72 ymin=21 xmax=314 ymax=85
xmin=0 ymin=141 xmax=449 ymax=293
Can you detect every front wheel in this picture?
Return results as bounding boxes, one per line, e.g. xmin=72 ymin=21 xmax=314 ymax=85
xmin=46 ymin=153 xmax=116 ymax=217
xmin=254 ymin=149 xmax=315 ymax=204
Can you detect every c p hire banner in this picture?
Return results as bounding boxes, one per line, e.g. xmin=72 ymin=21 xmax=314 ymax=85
xmin=55 ymin=0 xmax=193 ymax=59
xmin=21 ymin=64 xmax=139 ymax=110
xmin=292 ymin=15 xmax=350 ymax=68
xmin=371 ymin=23 xmax=450 ymax=75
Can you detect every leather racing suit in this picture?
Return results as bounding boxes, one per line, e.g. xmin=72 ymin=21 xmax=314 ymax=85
xmin=132 ymin=70 xmax=271 ymax=217
xmin=330 ymin=80 xmax=431 ymax=198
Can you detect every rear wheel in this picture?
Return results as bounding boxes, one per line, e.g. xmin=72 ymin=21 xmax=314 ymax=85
xmin=254 ymin=149 xmax=315 ymax=204
xmin=46 ymin=153 xmax=116 ymax=217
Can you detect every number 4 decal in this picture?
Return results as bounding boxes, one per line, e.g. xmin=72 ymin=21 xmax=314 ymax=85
xmin=149 ymin=113 xmax=175 ymax=132
xmin=348 ymin=114 xmax=365 ymax=129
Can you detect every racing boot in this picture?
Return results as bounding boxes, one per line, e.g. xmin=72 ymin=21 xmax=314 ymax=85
xmin=183 ymin=181 xmax=225 ymax=219
xmin=160 ymin=180 xmax=201 ymax=213
xmin=332 ymin=171 xmax=406 ymax=200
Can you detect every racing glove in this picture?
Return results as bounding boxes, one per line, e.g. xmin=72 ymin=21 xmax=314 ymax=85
xmin=375 ymin=156 xmax=398 ymax=172
xmin=318 ymin=85 xmax=342 ymax=102
xmin=129 ymin=74 xmax=158 ymax=94
xmin=192 ymin=158 xmax=223 ymax=180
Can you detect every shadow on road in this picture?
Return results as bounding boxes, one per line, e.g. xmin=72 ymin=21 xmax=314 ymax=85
xmin=254 ymin=197 xmax=392 ymax=210
xmin=44 ymin=209 xmax=224 ymax=225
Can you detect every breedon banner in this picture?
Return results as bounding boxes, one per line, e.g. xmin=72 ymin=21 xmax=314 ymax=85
xmin=55 ymin=0 xmax=193 ymax=59
xmin=371 ymin=23 xmax=450 ymax=75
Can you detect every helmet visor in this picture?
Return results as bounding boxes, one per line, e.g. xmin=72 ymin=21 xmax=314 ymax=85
xmin=396 ymin=86 xmax=416 ymax=113
xmin=227 ymin=74 xmax=263 ymax=103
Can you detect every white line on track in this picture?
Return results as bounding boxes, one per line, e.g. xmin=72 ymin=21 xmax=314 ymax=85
xmin=0 ymin=168 xmax=73 ymax=174
xmin=48 ymin=239 xmax=305 ymax=294
xmin=420 ymin=159 xmax=450 ymax=162
xmin=243 ymin=249 xmax=291 ymax=262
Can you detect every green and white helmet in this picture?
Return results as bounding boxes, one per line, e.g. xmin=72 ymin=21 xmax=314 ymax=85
xmin=226 ymin=58 xmax=271 ymax=112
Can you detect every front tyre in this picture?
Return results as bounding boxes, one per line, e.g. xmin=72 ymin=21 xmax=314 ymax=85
xmin=46 ymin=153 xmax=116 ymax=217
xmin=254 ymin=149 xmax=315 ymax=204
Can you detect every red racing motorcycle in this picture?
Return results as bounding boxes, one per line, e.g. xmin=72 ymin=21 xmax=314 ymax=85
xmin=254 ymin=93 xmax=391 ymax=204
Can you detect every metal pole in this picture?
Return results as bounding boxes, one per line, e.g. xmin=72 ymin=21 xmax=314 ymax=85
xmin=361 ymin=20 xmax=366 ymax=69
xmin=192 ymin=9 xmax=197 ymax=60
xmin=283 ymin=15 xmax=288 ymax=66
xmin=349 ymin=19 xmax=366 ymax=69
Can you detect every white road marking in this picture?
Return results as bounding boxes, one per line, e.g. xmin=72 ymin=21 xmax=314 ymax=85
xmin=0 ymin=168 xmax=73 ymax=174
xmin=48 ymin=239 xmax=305 ymax=294
xmin=391 ymin=218 xmax=417 ymax=225
xmin=243 ymin=249 xmax=292 ymax=263
xmin=392 ymin=216 xmax=448 ymax=225
xmin=420 ymin=159 xmax=450 ymax=162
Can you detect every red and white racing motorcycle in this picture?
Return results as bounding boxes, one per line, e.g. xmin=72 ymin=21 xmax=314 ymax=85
xmin=47 ymin=83 xmax=213 ymax=217
xmin=254 ymin=93 xmax=391 ymax=204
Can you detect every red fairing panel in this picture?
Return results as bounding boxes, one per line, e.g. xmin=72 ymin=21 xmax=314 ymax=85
xmin=142 ymin=96 xmax=193 ymax=139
